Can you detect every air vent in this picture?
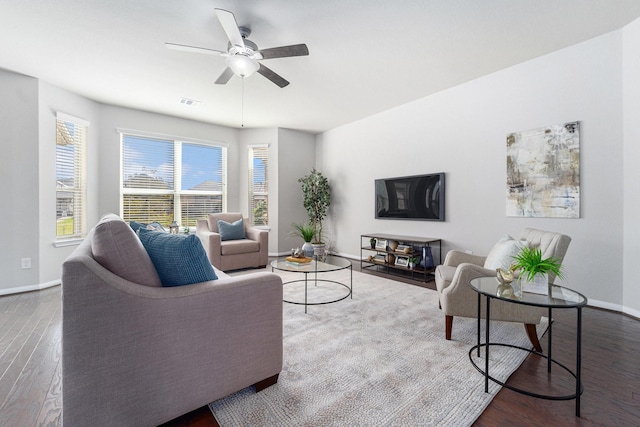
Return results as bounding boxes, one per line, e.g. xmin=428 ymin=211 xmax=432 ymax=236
xmin=179 ymin=97 xmax=201 ymax=107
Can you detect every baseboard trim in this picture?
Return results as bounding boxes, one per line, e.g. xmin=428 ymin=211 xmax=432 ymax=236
xmin=0 ymin=280 xmax=61 ymax=296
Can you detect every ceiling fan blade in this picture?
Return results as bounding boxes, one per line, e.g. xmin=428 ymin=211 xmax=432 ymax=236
xmin=165 ymin=43 xmax=225 ymax=56
xmin=258 ymin=44 xmax=309 ymax=60
xmin=257 ymin=63 xmax=289 ymax=88
xmin=214 ymin=67 xmax=235 ymax=85
xmin=215 ymin=8 xmax=245 ymax=50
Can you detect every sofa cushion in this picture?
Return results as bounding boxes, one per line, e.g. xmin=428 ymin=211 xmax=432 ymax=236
xmin=91 ymin=213 xmax=162 ymax=287
xmin=138 ymin=228 xmax=218 ymax=286
xmin=220 ymin=239 xmax=260 ymax=256
xmin=484 ymin=235 xmax=526 ymax=271
xmin=217 ymin=218 xmax=246 ymax=241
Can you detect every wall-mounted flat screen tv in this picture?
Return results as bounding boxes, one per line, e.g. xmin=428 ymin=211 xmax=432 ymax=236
xmin=375 ymin=173 xmax=445 ymax=221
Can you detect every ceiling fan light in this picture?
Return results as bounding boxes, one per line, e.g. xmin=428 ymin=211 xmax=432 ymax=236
xmin=226 ymin=55 xmax=259 ymax=78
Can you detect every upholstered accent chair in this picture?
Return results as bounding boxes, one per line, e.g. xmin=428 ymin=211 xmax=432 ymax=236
xmin=435 ymin=228 xmax=571 ymax=351
xmin=196 ymin=212 xmax=268 ymax=271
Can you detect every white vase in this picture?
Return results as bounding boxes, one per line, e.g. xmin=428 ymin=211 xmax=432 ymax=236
xmin=521 ymin=272 xmax=548 ymax=295
xmin=302 ymin=242 xmax=314 ymax=257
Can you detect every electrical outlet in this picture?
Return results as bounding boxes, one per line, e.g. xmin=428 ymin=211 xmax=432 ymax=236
xmin=21 ymin=258 xmax=31 ymax=269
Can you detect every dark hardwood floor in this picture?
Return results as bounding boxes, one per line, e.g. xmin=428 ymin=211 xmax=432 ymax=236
xmin=1 ymin=268 xmax=638 ymax=426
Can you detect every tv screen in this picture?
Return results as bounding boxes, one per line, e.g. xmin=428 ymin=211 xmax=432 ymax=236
xmin=375 ymin=173 xmax=445 ymax=221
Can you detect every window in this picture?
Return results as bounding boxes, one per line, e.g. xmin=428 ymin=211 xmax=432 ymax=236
xmin=121 ymin=132 xmax=227 ymax=228
xmin=56 ymin=113 xmax=88 ymax=240
xmin=248 ymin=145 xmax=268 ymax=226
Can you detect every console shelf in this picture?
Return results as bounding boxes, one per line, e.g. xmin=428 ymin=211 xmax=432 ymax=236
xmin=360 ymin=233 xmax=442 ymax=283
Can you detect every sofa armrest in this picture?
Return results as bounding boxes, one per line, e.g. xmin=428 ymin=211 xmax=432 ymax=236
xmin=442 ymin=250 xmax=486 ymax=268
xmin=245 ymin=226 xmax=268 ymax=247
xmin=196 ymin=218 xmax=222 ymax=267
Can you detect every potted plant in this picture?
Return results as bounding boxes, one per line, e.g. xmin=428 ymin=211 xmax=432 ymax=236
xmin=511 ymin=247 xmax=565 ymax=294
xmin=298 ymin=168 xmax=331 ymax=255
xmin=408 ymin=256 xmax=419 ymax=270
xmin=370 ymin=237 xmax=376 ymax=249
xmin=290 ymin=222 xmax=315 ymax=257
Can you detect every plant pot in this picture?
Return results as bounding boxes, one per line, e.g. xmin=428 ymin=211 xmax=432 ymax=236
xmin=521 ymin=272 xmax=548 ymax=295
xmin=312 ymin=242 xmax=326 ymax=258
xmin=302 ymin=242 xmax=314 ymax=257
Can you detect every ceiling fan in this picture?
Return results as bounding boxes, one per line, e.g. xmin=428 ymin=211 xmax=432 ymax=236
xmin=166 ymin=8 xmax=309 ymax=88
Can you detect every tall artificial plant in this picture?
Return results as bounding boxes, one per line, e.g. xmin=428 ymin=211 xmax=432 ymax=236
xmin=298 ymin=168 xmax=331 ymax=243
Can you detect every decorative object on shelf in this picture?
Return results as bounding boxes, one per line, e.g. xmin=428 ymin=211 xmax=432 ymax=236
xmin=298 ymin=168 xmax=331 ymax=245
xmin=169 ymin=221 xmax=179 ymax=234
xmin=386 ymin=254 xmax=396 ymax=265
xmin=408 ymin=256 xmax=419 ymax=269
xmin=395 ymin=256 xmax=409 ymax=267
xmin=370 ymin=237 xmax=376 ymax=249
xmin=290 ymin=223 xmax=316 ymax=257
xmin=375 ymin=239 xmax=388 ymax=250
xmin=511 ymin=246 xmax=565 ymax=295
xmin=507 ymin=121 xmax=580 ymax=218
xmin=417 ymin=245 xmax=434 ymax=269
xmin=389 ymin=240 xmax=399 ymax=251
xmin=373 ymin=254 xmax=386 ymax=263
xmin=396 ymin=244 xmax=411 ymax=253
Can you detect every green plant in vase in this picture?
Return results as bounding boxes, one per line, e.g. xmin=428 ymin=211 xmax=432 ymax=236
xmin=290 ymin=223 xmax=315 ymax=257
xmin=511 ymin=246 xmax=565 ymax=282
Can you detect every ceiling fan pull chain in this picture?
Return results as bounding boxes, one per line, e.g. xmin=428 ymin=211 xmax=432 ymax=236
xmin=241 ymin=77 xmax=245 ymax=128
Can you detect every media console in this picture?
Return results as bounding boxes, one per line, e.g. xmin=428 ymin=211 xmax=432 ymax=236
xmin=360 ymin=233 xmax=442 ymax=282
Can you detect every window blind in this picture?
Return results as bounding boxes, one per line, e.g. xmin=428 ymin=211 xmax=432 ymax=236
xmin=248 ymin=145 xmax=269 ymax=226
xmin=56 ymin=113 xmax=88 ymax=239
xmin=121 ymin=133 xmax=227 ymax=227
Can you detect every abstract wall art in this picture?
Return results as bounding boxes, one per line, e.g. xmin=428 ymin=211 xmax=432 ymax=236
xmin=506 ymin=121 xmax=580 ymax=218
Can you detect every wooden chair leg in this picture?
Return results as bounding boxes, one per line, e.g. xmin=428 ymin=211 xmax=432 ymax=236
xmin=254 ymin=373 xmax=279 ymax=392
xmin=445 ymin=315 xmax=453 ymax=340
xmin=524 ymin=323 xmax=542 ymax=352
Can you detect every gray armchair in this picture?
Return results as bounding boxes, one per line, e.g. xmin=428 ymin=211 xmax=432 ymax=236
xmin=196 ymin=212 xmax=268 ymax=271
xmin=435 ymin=228 xmax=571 ymax=351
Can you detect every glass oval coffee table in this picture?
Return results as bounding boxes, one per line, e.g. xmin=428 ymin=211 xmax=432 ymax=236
xmin=271 ymin=256 xmax=352 ymax=313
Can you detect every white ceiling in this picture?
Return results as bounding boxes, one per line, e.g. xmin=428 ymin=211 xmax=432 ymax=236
xmin=2 ymin=1 xmax=640 ymax=134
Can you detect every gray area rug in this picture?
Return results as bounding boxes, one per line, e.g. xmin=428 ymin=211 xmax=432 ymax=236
xmin=210 ymin=269 xmax=547 ymax=426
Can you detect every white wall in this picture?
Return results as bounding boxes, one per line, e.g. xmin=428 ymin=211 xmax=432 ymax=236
xmin=0 ymin=69 xmax=40 ymax=293
xmin=277 ymin=128 xmax=316 ymax=254
xmin=318 ymin=30 xmax=627 ymax=311
xmin=623 ymin=18 xmax=640 ymax=315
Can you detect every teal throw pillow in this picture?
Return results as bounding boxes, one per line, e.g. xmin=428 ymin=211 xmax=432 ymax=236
xmin=137 ymin=228 xmax=217 ymax=287
xmin=217 ymin=218 xmax=246 ymax=241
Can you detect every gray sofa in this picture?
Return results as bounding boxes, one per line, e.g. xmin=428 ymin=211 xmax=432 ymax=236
xmin=196 ymin=212 xmax=269 ymax=271
xmin=61 ymin=214 xmax=283 ymax=426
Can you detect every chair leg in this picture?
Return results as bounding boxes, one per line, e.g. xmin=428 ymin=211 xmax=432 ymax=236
xmin=254 ymin=373 xmax=279 ymax=392
xmin=445 ymin=315 xmax=453 ymax=340
xmin=524 ymin=323 xmax=542 ymax=352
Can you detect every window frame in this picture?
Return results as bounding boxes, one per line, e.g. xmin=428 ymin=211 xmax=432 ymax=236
xmin=55 ymin=112 xmax=88 ymax=242
xmin=248 ymin=144 xmax=269 ymax=226
xmin=119 ymin=129 xmax=227 ymax=228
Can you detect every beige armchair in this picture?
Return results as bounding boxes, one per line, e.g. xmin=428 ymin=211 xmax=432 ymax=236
xmin=435 ymin=228 xmax=571 ymax=351
xmin=196 ymin=212 xmax=268 ymax=271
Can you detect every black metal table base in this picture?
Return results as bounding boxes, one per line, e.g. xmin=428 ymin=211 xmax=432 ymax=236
xmin=282 ymin=278 xmax=352 ymax=313
xmin=473 ymin=292 xmax=584 ymax=416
